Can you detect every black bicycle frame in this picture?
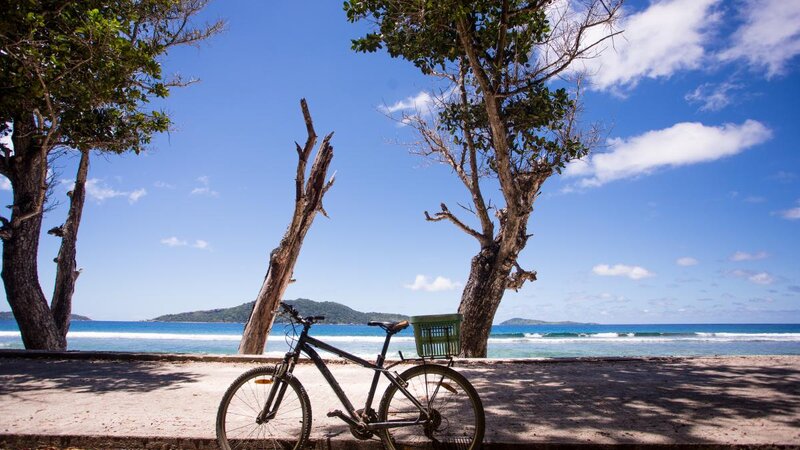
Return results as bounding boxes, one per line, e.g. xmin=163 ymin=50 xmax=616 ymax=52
xmin=259 ymin=323 xmax=434 ymax=431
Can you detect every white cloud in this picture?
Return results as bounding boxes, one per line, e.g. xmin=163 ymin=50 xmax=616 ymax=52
xmin=730 ymin=251 xmax=768 ymax=262
xmin=749 ymin=272 xmax=775 ymax=285
xmin=154 ymin=181 xmax=175 ymax=189
xmin=380 ymin=91 xmax=436 ymax=114
xmin=718 ymin=0 xmax=800 ymax=78
xmin=730 ymin=269 xmax=775 ymax=285
xmin=85 ymin=179 xmax=126 ymax=201
xmin=592 ymin=264 xmax=654 ymax=280
xmin=0 ymin=176 xmax=10 ymax=191
xmin=160 ymin=237 xmax=187 ymax=247
xmin=192 ymin=240 xmax=210 ymax=250
xmin=676 ymin=257 xmax=699 ymax=267
xmin=161 ymin=237 xmax=210 ymax=250
xmin=776 ymin=200 xmax=800 ymax=220
xmin=190 ymin=175 xmax=219 ymax=197
xmin=404 ymin=275 xmax=461 ymax=292
xmin=128 ymin=188 xmax=147 ymax=203
xmin=582 ymin=0 xmax=721 ymax=91
xmin=563 ymin=120 xmax=772 ymax=187
xmin=684 ymin=82 xmax=743 ymax=111
xmin=83 ymin=179 xmax=147 ymax=204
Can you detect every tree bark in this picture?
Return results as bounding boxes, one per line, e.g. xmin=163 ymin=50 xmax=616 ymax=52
xmin=458 ymin=191 xmax=540 ymax=358
xmin=50 ymin=149 xmax=90 ymax=338
xmin=238 ymin=99 xmax=335 ymax=355
xmin=458 ymin=244 xmax=507 ymax=358
xmin=1 ymin=145 xmax=65 ymax=350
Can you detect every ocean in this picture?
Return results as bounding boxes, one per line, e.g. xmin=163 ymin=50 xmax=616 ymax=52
xmin=1 ymin=320 xmax=799 ymax=358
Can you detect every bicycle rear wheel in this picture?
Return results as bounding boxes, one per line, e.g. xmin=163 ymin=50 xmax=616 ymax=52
xmin=216 ymin=366 xmax=311 ymax=450
xmin=378 ymin=364 xmax=485 ymax=449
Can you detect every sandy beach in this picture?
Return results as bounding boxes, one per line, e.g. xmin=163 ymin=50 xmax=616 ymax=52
xmin=0 ymin=352 xmax=798 ymax=448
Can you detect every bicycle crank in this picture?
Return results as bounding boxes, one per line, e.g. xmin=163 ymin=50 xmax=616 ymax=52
xmin=349 ymin=408 xmax=377 ymax=440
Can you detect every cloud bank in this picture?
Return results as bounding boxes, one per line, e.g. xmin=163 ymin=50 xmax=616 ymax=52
xmin=564 ymin=120 xmax=772 ymax=187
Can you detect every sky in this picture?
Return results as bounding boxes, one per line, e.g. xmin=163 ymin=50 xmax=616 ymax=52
xmin=1 ymin=0 xmax=799 ymax=324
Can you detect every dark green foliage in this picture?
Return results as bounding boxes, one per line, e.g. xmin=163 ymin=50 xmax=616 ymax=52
xmin=344 ymin=0 xmax=591 ymax=175
xmin=0 ymin=0 xmax=222 ymax=154
xmin=344 ymin=1 xmax=619 ymax=356
xmin=151 ymin=299 xmax=409 ymax=324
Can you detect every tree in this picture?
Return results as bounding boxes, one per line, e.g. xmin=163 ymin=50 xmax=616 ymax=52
xmin=0 ymin=0 xmax=223 ymax=350
xmin=345 ymin=0 xmax=621 ymax=357
xmin=239 ymin=99 xmax=335 ymax=355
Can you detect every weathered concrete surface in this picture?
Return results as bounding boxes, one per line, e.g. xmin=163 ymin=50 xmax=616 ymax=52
xmin=0 ymin=353 xmax=798 ymax=449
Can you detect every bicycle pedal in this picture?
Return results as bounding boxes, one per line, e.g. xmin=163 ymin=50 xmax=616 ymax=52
xmin=327 ymin=409 xmax=344 ymax=418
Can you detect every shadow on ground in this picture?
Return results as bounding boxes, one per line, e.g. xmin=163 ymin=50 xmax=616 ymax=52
xmin=0 ymin=358 xmax=200 ymax=394
xmin=462 ymin=358 xmax=800 ymax=445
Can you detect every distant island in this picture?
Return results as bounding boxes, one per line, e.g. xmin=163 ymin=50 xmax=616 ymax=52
xmin=152 ymin=301 xmax=596 ymax=326
xmin=151 ymin=298 xmax=409 ymax=324
xmin=500 ymin=317 xmax=596 ymax=325
xmin=0 ymin=311 xmax=91 ymax=321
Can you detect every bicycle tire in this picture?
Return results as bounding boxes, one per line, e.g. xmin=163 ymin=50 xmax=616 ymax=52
xmin=378 ymin=364 xmax=485 ymax=449
xmin=216 ymin=366 xmax=311 ymax=450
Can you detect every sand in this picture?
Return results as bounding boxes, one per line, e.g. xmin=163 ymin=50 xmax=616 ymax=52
xmin=0 ymin=353 xmax=798 ymax=448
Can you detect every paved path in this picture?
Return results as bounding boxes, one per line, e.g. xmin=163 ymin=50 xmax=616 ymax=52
xmin=0 ymin=353 xmax=799 ymax=449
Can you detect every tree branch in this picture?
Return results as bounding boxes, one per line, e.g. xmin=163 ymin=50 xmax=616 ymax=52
xmin=459 ymin=66 xmax=494 ymax=239
xmin=506 ymin=261 xmax=537 ymax=291
xmin=295 ymin=98 xmax=318 ymax=202
xmin=455 ymin=19 xmax=520 ymax=213
xmin=425 ymin=203 xmax=485 ymax=243
xmin=0 ymin=216 xmax=10 ymax=241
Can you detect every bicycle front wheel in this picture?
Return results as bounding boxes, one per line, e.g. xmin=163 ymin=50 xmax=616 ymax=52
xmin=378 ymin=364 xmax=485 ymax=449
xmin=216 ymin=366 xmax=311 ymax=450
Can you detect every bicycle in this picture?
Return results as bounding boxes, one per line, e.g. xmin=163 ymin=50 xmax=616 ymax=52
xmin=216 ymin=301 xmax=485 ymax=449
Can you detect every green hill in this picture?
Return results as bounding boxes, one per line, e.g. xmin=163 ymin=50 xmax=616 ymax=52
xmin=500 ymin=317 xmax=595 ymax=325
xmin=151 ymin=298 xmax=408 ymax=324
xmin=0 ymin=311 xmax=91 ymax=321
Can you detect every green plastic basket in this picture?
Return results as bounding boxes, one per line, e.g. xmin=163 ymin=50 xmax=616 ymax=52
xmin=410 ymin=314 xmax=462 ymax=357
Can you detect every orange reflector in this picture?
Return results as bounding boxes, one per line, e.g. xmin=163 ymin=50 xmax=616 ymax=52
xmin=440 ymin=382 xmax=457 ymax=393
xmin=254 ymin=379 xmax=273 ymax=385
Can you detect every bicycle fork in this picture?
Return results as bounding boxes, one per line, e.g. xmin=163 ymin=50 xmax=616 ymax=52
xmin=256 ymin=361 xmax=292 ymax=423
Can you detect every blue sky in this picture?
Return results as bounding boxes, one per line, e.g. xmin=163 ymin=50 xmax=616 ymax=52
xmin=1 ymin=0 xmax=799 ymax=323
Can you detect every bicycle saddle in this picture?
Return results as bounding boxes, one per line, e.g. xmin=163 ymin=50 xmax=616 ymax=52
xmin=367 ymin=320 xmax=409 ymax=333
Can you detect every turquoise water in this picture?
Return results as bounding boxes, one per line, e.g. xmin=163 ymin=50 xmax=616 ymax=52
xmin=1 ymin=320 xmax=799 ymax=358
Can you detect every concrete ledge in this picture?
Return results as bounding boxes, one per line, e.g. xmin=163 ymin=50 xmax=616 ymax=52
xmin=0 ymin=434 xmax=795 ymax=450
xmin=0 ymin=348 xmax=685 ymax=365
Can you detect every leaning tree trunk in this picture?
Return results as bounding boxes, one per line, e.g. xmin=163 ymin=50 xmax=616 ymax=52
xmin=1 ymin=146 xmax=65 ymax=350
xmin=239 ymin=99 xmax=335 ymax=355
xmin=458 ymin=244 xmax=508 ymax=358
xmin=458 ymin=198 xmax=539 ymax=358
xmin=50 ymin=149 xmax=90 ymax=338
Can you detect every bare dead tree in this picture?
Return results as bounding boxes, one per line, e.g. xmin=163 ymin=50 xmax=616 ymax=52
xmin=239 ymin=99 xmax=335 ymax=355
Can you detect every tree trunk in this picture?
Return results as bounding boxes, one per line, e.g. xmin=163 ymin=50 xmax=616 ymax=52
xmin=50 ymin=149 xmax=90 ymax=338
xmin=239 ymin=99 xmax=335 ymax=355
xmin=458 ymin=244 xmax=511 ymax=358
xmin=458 ymin=200 xmax=538 ymax=358
xmin=1 ymin=147 xmax=65 ymax=350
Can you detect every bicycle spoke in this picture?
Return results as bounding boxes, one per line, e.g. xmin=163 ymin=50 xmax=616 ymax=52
xmin=218 ymin=367 xmax=310 ymax=450
xmin=380 ymin=365 xmax=483 ymax=450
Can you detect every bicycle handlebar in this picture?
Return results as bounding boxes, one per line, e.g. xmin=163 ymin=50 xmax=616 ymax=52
xmin=280 ymin=302 xmax=325 ymax=325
